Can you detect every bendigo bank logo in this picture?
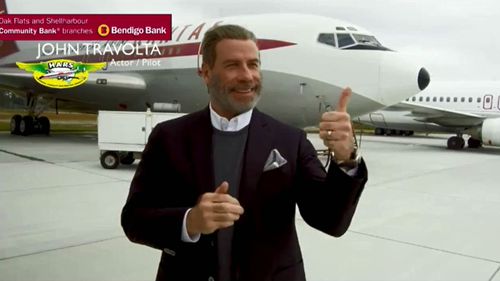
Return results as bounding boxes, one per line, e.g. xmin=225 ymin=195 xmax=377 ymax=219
xmin=16 ymin=59 xmax=106 ymax=89
xmin=98 ymin=24 xmax=110 ymax=37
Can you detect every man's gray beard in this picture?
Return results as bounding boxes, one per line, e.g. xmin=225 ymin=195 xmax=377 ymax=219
xmin=208 ymin=77 xmax=262 ymax=116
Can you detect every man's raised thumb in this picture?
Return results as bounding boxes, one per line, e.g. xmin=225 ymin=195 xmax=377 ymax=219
xmin=336 ymin=87 xmax=352 ymax=112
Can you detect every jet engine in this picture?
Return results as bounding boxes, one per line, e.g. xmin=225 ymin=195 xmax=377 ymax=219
xmin=480 ymin=118 xmax=500 ymax=146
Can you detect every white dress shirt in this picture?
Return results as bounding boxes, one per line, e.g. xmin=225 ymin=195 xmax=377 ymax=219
xmin=209 ymin=103 xmax=253 ymax=132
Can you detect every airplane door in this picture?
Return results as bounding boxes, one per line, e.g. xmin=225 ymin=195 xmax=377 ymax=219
xmin=483 ymin=94 xmax=493 ymax=110
xmin=369 ymin=112 xmax=387 ymax=127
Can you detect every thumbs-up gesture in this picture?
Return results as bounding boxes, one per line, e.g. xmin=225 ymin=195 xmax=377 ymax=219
xmin=319 ymin=87 xmax=355 ymax=161
xmin=186 ymin=181 xmax=244 ymax=236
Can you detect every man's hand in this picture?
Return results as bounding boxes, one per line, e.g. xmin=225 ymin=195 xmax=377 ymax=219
xmin=186 ymin=181 xmax=244 ymax=237
xmin=319 ymin=87 xmax=355 ymax=161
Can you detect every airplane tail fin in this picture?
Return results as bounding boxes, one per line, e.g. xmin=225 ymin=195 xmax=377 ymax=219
xmin=0 ymin=0 xmax=20 ymax=60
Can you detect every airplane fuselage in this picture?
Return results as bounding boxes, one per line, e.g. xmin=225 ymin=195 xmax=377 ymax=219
xmin=1 ymin=13 xmax=429 ymax=131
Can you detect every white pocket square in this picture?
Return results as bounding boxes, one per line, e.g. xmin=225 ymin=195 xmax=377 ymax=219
xmin=263 ymin=149 xmax=287 ymax=172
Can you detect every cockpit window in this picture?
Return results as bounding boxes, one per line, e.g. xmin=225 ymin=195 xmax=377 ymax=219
xmin=317 ymin=32 xmax=390 ymax=51
xmin=317 ymin=33 xmax=336 ymax=47
xmin=347 ymin=27 xmax=358 ymax=31
xmin=337 ymin=33 xmax=355 ymax=48
xmin=353 ymin=34 xmax=382 ymax=47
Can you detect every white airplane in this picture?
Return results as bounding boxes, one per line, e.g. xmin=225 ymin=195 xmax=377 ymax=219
xmin=0 ymin=0 xmax=430 ymax=135
xmin=357 ymin=81 xmax=500 ymax=150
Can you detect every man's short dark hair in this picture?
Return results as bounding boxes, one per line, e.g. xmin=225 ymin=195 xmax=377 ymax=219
xmin=201 ymin=24 xmax=257 ymax=68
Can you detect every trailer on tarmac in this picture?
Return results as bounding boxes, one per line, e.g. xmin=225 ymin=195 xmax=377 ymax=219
xmin=98 ymin=109 xmax=185 ymax=169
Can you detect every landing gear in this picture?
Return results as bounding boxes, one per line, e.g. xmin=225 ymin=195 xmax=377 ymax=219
xmin=19 ymin=116 xmax=33 ymax=136
xmin=467 ymin=137 xmax=482 ymax=148
xmin=374 ymin=127 xmax=414 ymax=136
xmin=10 ymin=115 xmax=22 ymax=135
xmin=10 ymin=115 xmax=51 ymax=136
xmin=374 ymin=127 xmax=385 ymax=135
xmin=447 ymin=135 xmax=483 ymax=150
xmin=386 ymin=129 xmax=397 ymax=136
xmin=447 ymin=136 xmax=465 ymax=150
xmin=402 ymin=130 xmax=414 ymax=136
xmin=9 ymin=92 xmax=53 ymax=136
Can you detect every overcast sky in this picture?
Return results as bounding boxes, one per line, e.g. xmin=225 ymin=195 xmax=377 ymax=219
xmin=7 ymin=0 xmax=500 ymax=82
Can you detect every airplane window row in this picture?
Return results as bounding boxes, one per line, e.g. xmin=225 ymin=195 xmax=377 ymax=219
xmin=317 ymin=33 xmax=390 ymax=51
xmin=407 ymin=96 xmax=483 ymax=103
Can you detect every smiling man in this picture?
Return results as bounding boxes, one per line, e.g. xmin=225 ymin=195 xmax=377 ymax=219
xmin=121 ymin=24 xmax=368 ymax=281
xmin=201 ymin=34 xmax=262 ymax=119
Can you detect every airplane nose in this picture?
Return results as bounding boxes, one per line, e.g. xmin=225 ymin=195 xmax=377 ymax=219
xmin=418 ymin=67 xmax=430 ymax=90
xmin=377 ymin=52 xmax=431 ymax=106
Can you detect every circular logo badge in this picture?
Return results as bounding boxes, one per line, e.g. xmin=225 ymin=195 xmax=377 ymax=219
xmin=97 ymin=24 xmax=110 ymax=37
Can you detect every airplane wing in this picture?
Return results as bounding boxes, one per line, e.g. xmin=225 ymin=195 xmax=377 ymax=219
xmin=0 ymin=67 xmax=147 ymax=112
xmin=16 ymin=62 xmax=48 ymax=73
xmin=383 ymin=101 xmax=485 ymax=127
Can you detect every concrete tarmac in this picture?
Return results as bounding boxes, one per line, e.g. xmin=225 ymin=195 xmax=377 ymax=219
xmin=1 ymin=132 xmax=499 ymax=281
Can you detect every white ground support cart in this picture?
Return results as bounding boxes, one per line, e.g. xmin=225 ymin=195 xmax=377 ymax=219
xmin=98 ymin=109 xmax=185 ymax=169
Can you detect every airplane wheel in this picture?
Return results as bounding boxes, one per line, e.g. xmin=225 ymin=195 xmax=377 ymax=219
xmin=10 ymin=115 xmax=22 ymax=135
xmin=447 ymin=136 xmax=465 ymax=150
xmin=20 ymin=116 xmax=34 ymax=136
xmin=467 ymin=137 xmax=482 ymax=148
xmin=374 ymin=128 xmax=385 ymax=135
xmin=38 ymin=116 xmax=51 ymax=135
xmin=386 ymin=129 xmax=396 ymax=136
xmin=120 ymin=152 xmax=135 ymax=165
xmin=100 ymin=151 xmax=120 ymax=169
xmin=403 ymin=130 xmax=413 ymax=136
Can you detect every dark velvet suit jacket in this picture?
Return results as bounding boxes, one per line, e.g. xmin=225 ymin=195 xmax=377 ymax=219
xmin=121 ymin=107 xmax=367 ymax=281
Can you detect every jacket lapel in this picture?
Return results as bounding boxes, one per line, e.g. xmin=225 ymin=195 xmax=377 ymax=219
xmin=239 ymin=109 xmax=274 ymax=208
xmin=189 ymin=107 xmax=215 ymax=194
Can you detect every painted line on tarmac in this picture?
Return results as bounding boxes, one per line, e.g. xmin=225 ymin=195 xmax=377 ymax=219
xmin=0 ymin=236 xmax=124 ymax=261
xmin=0 ymin=149 xmax=54 ymax=164
xmin=349 ymin=230 xmax=500 ymax=264
xmin=489 ymin=265 xmax=500 ymax=281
